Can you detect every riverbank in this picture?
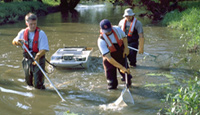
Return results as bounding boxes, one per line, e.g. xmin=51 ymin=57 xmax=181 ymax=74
xmin=161 ymin=1 xmax=200 ymax=52
xmin=160 ymin=2 xmax=200 ymax=114
xmin=0 ymin=1 xmax=60 ymax=25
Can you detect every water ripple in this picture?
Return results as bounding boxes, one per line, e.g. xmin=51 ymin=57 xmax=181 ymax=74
xmin=0 ymin=87 xmax=34 ymax=97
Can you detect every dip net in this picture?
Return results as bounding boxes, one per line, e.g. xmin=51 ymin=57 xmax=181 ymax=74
xmin=142 ymin=53 xmax=172 ymax=68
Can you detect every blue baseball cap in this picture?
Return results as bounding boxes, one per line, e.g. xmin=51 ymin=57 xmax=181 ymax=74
xmin=100 ymin=19 xmax=112 ymax=33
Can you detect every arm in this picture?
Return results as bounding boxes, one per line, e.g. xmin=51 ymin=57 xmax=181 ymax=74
xmin=122 ymin=37 xmax=129 ymax=57
xmin=116 ymin=26 xmax=129 ymax=58
xmin=136 ymin=21 xmax=144 ymax=54
xmin=138 ymin=33 xmax=144 ymax=54
xmin=33 ymin=49 xmax=46 ymax=65
xmin=32 ymin=30 xmax=49 ymax=65
xmin=104 ymin=53 xmax=130 ymax=74
xmin=12 ymin=30 xmax=24 ymax=46
xmin=38 ymin=30 xmax=49 ymax=52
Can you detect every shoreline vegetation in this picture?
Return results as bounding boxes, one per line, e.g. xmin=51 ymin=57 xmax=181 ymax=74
xmin=160 ymin=1 xmax=200 ymax=114
xmin=161 ymin=1 xmax=200 ymax=52
xmin=0 ymin=1 xmax=199 ymax=115
xmin=0 ymin=1 xmax=60 ymax=25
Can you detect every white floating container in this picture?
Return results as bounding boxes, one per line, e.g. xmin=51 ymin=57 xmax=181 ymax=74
xmin=50 ymin=47 xmax=93 ymax=68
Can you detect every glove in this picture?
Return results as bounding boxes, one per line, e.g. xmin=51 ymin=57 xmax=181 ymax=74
xmin=120 ymin=68 xmax=130 ymax=74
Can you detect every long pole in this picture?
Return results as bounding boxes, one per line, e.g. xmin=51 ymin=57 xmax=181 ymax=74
xmin=21 ymin=42 xmax=66 ymax=102
xmin=128 ymin=46 xmax=157 ymax=58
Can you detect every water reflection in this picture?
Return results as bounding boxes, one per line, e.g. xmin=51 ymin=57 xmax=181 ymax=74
xmin=60 ymin=9 xmax=80 ymax=23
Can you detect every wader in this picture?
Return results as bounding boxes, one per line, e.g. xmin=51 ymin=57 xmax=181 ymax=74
xmin=103 ymin=44 xmax=132 ymax=89
xmin=22 ymin=52 xmax=45 ymax=89
xmin=127 ymin=28 xmax=139 ymax=66
xmin=128 ymin=41 xmax=138 ymax=66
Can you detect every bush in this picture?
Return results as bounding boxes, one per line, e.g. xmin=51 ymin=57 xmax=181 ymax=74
xmin=162 ymin=77 xmax=200 ymax=115
xmin=161 ymin=1 xmax=200 ymax=51
xmin=0 ymin=1 xmax=48 ymax=24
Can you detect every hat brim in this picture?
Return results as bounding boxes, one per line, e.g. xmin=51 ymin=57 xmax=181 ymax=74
xmin=101 ymin=28 xmax=112 ymax=33
xmin=123 ymin=13 xmax=135 ymax=17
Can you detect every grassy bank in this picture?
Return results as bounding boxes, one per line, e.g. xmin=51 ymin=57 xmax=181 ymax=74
xmin=160 ymin=1 xmax=200 ymax=114
xmin=160 ymin=77 xmax=200 ymax=115
xmin=0 ymin=1 xmax=60 ymax=25
xmin=161 ymin=1 xmax=200 ymax=52
xmin=0 ymin=1 xmax=47 ymax=24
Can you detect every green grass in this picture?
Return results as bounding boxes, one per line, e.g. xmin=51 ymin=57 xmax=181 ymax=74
xmin=0 ymin=1 xmax=48 ymax=24
xmin=161 ymin=77 xmax=200 ymax=115
xmin=160 ymin=2 xmax=200 ymax=114
xmin=0 ymin=0 xmax=61 ymax=25
xmin=161 ymin=1 xmax=200 ymax=51
xmin=42 ymin=0 xmax=60 ymax=6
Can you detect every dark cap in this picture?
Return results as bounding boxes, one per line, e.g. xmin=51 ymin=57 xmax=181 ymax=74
xmin=100 ymin=19 xmax=112 ymax=33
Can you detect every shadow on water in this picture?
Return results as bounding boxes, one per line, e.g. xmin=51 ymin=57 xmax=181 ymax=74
xmin=60 ymin=9 xmax=80 ymax=23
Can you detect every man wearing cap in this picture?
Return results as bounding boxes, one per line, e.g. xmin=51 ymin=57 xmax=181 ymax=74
xmin=98 ymin=19 xmax=132 ymax=90
xmin=118 ymin=8 xmax=144 ymax=67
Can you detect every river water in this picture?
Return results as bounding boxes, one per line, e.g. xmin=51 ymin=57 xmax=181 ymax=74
xmin=0 ymin=3 xmax=199 ymax=115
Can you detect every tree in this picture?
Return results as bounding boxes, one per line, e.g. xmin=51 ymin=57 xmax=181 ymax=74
xmin=4 ymin=0 xmax=13 ymax=2
xmin=139 ymin=0 xmax=183 ymax=20
xmin=108 ymin=0 xmax=184 ymax=21
xmin=37 ymin=0 xmax=43 ymax=2
xmin=60 ymin=0 xmax=80 ymax=11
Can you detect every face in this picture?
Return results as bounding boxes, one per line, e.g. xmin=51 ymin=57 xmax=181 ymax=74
xmin=125 ymin=16 xmax=134 ymax=22
xmin=26 ymin=20 xmax=37 ymax=32
xmin=105 ymin=31 xmax=112 ymax=35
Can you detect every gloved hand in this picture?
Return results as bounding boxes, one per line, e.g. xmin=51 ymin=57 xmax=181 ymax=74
xmin=120 ymin=67 xmax=130 ymax=74
xmin=12 ymin=40 xmax=23 ymax=46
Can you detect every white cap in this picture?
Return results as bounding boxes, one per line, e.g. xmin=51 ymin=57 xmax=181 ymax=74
xmin=123 ymin=8 xmax=135 ymax=17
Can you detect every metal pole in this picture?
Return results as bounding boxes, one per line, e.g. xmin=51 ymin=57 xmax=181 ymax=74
xmin=21 ymin=42 xmax=66 ymax=102
xmin=128 ymin=46 xmax=157 ymax=58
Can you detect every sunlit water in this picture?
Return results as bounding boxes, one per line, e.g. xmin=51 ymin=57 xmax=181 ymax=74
xmin=0 ymin=3 xmax=199 ymax=115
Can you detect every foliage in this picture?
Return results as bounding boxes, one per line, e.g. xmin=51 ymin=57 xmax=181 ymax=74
xmin=60 ymin=0 xmax=80 ymax=11
xmin=162 ymin=77 xmax=200 ymax=115
xmin=42 ymin=0 xmax=60 ymax=6
xmin=0 ymin=1 xmax=48 ymax=24
xmin=179 ymin=1 xmax=200 ymax=9
xmin=106 ymin=0 xmax=183 ymax=20
xmin=161 ymin=1 xmax=200 ymax=51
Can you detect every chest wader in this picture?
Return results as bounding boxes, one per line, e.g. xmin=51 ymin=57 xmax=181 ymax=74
xmin=103 ymin=44 xmax=132 ymax=89
xmin=127 ymin=28 xmax=139 ymax=66
xmin=22 ymin=52 xmax=45 ymax=89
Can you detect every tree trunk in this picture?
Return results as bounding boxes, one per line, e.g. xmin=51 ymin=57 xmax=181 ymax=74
xmin=60 ymin=0 xmax=80 ymax=11
xmin=37 ymin=0 xmax=43 ymax=3
xmin=69 ymin=0 xmax=80 ymax=10
xmin=4 ymin=0 xmax=13 ymax=2
xmin=60 ymin=0 xmax=69 ymax=11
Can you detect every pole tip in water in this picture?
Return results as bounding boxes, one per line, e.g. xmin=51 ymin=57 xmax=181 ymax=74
xmin=62 ymin=99 xmax=66 ymax=102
